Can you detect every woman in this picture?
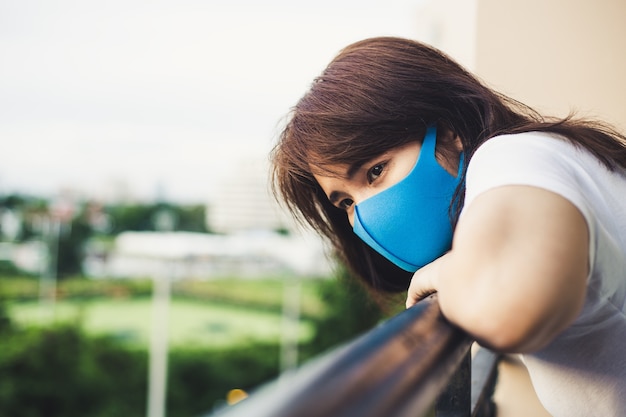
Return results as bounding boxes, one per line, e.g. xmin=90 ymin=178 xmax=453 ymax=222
xmin=271 ymin=37 xmax=626 ymax=416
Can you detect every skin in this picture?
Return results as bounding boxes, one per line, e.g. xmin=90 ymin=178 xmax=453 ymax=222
xmin=313 ymin=140 xmax=423 ymax=225
xmin=314 ymin=135 xmax=590 ymax=353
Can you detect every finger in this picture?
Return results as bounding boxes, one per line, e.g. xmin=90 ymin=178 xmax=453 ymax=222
xmin=406 ymin=288 xmax=436 ymax=309
xmin=406 ymin=294 xmax=417 ymax=309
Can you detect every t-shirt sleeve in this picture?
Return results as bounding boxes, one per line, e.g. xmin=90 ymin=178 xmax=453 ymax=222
xmin=463 ymin=133 xmax=596 ymax=271
xmin=465 ymin=133 xmax=592 ymax=220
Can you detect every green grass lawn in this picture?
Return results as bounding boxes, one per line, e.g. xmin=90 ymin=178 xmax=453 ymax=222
xmin=7 ymin=297 xmax=315 ymax=349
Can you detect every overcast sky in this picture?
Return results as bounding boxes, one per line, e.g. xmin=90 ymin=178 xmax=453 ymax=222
xmin=0 ymin=0 xmax=429 ymax=204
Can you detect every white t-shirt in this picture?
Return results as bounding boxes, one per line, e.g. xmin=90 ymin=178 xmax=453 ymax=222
xmin=464 ymin=131 xmax=626 ymax=417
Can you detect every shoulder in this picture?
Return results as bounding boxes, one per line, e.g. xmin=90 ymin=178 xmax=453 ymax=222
xmin=468 ymin=131 xmax=581 ymax=179
xmin=464 ymin=131 xmax=594 ymax=216
xmin=473 ymin=130 xmax=572 ymax=154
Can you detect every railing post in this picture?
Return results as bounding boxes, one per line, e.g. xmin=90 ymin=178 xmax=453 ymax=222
xmin=435 ymin=350 xmax=471 ymax=417
xmin=470 ymin=348 xmax=499 ymax=417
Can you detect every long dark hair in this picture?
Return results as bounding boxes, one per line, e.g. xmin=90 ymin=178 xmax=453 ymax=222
xmin=271 ymin=36 xmax=626 ymax=294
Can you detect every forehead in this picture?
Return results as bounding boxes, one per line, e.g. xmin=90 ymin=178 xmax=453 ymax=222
xmin=302 ymin=135 xmax=392 ymax=177
xmin=309 ymin=160 xmax=357 ymax=180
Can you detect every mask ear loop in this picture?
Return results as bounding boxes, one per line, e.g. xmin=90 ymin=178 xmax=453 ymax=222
xmin=457 ymin=152 xmax=465 ymax=178
xmin=417 ymin=125 xmax=439 ymax=169
xmin=451 ymin=148 xmax=465 ymax=217
xmin=423 ymin=125 xmax=465 ymax=180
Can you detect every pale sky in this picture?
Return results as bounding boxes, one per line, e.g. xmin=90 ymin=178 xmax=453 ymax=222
xmin=0 ymin=0 xmax=430 ymax=204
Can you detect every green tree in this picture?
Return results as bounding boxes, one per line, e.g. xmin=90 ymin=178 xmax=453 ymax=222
xmin=56 ymin=215 xmax=92 ymax=278
xmin=302 ymin=266 xmax=389 ymax=358
xmin=175 ymin=204 xmax=209 ymax=233
xmin=106 ymin=203 xmax=208 ymax=234
xmin=106 ymin=204 xmax=155 ymax=233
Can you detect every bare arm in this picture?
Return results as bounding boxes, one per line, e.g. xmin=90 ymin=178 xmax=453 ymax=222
xmin=407 ymin=185 xmax=589 ymax=353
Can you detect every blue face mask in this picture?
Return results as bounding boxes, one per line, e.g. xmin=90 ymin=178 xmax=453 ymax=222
xmin=353 ymin=126 xmax=462 ymax=272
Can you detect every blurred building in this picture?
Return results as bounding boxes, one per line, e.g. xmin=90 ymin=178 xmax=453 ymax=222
xmin=416 ymin=0 xmax=626 ymax=130
xmin=207 ymin=156 xmax=294 ymax=234
xmin=83 ymin=230 xmax=332 ymax=279
xmin=476 ymin=0 xmax=626 ymax=131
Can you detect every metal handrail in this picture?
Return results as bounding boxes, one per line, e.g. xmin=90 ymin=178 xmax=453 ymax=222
xmin=209 ymin=295 xmax=500 ymax=417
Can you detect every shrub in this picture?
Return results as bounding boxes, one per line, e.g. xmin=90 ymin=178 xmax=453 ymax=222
xmin=167 ymin=345 xmax=280 ymax=417
xmin=0 ymin=322 xmax=280 ymax=417
xmin=300 ymin=266 xmax=387 ymax=358
xmin=0 ymin=324 xmax=147 ymax=417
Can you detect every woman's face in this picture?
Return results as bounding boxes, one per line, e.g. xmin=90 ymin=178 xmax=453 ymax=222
xmin=313 ymin=141 xmax=422 ymax=226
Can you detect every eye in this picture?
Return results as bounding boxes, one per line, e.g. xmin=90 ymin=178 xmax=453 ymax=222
xmin=338 ymin=198 xmax=354 ymax=210
xmin=367 ymin=162 xmax=386 ymax=183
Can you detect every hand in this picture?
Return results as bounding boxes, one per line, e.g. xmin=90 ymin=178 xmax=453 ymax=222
xmin=405 ymin=253 xmax=448 ymax=309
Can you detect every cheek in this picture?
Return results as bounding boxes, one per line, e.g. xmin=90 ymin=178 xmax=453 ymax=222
xmin=347 ymin=208 xmax=355 ymax=227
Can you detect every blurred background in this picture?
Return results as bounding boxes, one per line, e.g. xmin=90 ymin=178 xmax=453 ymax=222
xmin=1 ymin=1 xmax=624 ymax=417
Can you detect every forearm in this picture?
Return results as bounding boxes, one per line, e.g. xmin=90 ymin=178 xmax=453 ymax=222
xmin=436 ymin=250 xmax=584 ymax=353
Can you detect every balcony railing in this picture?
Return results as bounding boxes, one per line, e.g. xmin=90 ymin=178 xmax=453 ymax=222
xmin=209 ymin=295 xmax=501 ymax=417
